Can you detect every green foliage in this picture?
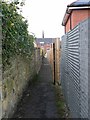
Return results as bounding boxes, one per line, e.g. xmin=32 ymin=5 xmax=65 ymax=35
xmin=55 ymin=85 xmax=69 ymax=118
xmin=2 ymin=1 xmax=34 ymax=69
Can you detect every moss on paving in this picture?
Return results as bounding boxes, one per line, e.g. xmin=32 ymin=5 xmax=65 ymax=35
xmin=27 ymin=73 xmax=39 ymax=87
xmin=54 ymin=84 xmax=70 ymax=118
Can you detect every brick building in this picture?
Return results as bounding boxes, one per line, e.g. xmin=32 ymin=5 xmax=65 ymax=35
xmin=62 ymin=0 xmax=90 ymax=33
xmin=35 ymin=38 xmax=55 ymax=51
xmin=34 ymin=32 xmax=55 ymax=51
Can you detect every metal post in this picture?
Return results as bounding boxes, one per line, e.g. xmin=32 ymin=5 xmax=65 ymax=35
xmin=53 ymin=43 xmax=55 ymax=85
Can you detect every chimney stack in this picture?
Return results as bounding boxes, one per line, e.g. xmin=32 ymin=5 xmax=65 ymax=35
xmin=42 ymin=30 xmax=44 ymax=38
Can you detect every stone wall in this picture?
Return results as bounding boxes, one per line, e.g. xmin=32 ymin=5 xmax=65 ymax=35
xmin=1 ymin=48 xmax=42 ymax=118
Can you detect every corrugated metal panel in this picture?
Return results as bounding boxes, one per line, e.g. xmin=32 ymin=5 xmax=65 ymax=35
xmin=67 ymin=25 xmax=80 ymax=118
xmin=61 ymin=18 xmax=89 ymax=118
xmin=79 ymin=19 xmax=88 ymax=118
xmin=61 ymin=34 xmax=69 ymax=106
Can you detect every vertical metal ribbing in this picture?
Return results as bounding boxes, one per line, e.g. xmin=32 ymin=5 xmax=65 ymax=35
xmin=78 ymin=23 xmax=81 ymax=118
xmin=65 ymin=34 xmax=69 ymax=107
xmin=61 ymin=35 xmax=68 ymax=104
xmin=79 ymin=20 xmax=88 ymax=118
xmin=88 ymin=18 xmax=90 ymax=120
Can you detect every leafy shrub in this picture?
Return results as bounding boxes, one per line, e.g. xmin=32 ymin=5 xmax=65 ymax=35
xmin=2 ymin=1 xmax=34 ymax=69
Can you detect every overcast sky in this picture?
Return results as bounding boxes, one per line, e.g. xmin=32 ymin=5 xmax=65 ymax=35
xmin=22 ymin=0 xmax=75 ymax=38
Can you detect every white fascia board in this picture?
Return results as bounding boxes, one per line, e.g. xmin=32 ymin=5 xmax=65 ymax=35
xmin=69 ymin=6 xmax=90 ymax=10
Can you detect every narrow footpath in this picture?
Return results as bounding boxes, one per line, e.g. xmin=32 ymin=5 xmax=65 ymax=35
xmin=13 ymin=58 xmax=59 ymax=118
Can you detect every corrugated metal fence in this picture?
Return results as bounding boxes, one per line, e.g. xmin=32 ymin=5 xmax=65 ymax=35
xmin=61 ymin=18 xmax=89 ymax=118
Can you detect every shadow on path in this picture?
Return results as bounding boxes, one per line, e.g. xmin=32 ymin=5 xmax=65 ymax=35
xmin=13 ymin=58 xmax=59 ymax=118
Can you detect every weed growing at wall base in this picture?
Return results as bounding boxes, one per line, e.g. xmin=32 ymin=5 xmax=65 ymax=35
xmin=54 ymin=85 xmax=70 ymax=118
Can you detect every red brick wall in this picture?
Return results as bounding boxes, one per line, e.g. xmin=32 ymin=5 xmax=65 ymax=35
xmin=65 ymin=17 xmax=70 ymax=33
xmin=72 ymin=9 xmax=90 ymax=28
xmin=65 ymin=9 xmax=90 ymax=33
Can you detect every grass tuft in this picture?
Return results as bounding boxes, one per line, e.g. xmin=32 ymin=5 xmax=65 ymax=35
xmin=54 ymin=85 xmax=70 ymax=118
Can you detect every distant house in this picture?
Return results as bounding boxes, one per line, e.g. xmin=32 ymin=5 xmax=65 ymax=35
xmin=35 ymin=38 xmax=55 ymax=51
xmin=62 ymin=0 xmax=90 ymax=33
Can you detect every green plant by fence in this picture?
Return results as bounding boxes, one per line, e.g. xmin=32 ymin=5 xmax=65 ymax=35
xmin=2 ymin=1 xmax=35 ymax=69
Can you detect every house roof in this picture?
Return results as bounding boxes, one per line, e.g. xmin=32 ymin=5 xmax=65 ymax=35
xmin=68 ymin=0 xmax=90 ymax=7
xmin=35 ymin=38 xmax=55 ymax=44
xmin=62 ymin=0 xmax=90 ymax=26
